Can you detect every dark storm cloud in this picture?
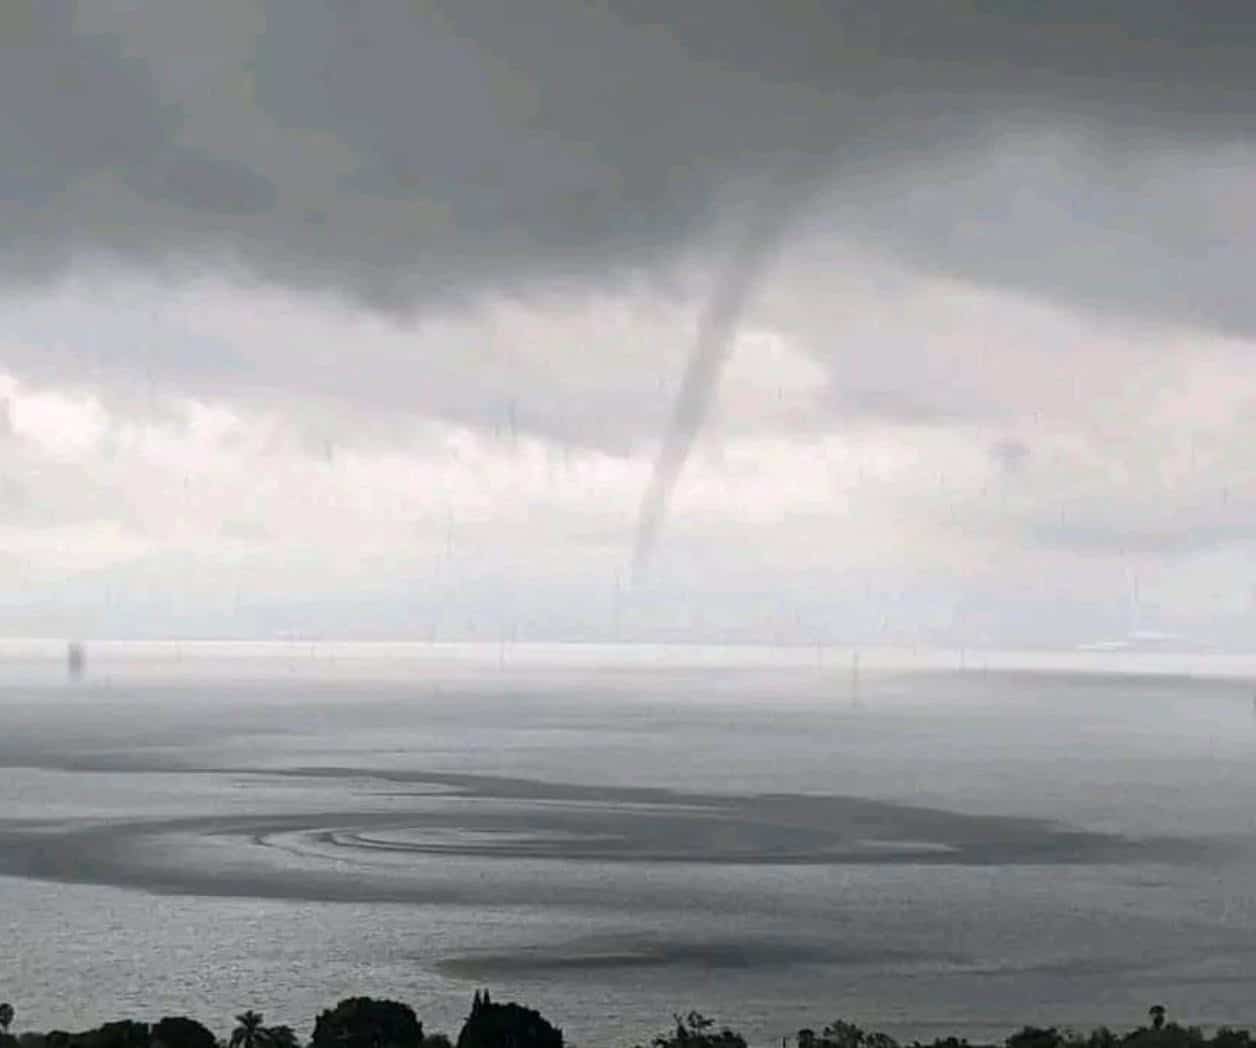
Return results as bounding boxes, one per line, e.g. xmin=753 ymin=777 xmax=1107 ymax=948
xmin=4 ymin=1 xmax=1256 ymax=330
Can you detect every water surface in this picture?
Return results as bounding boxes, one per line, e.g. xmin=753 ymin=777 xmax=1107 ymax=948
xmin=4 ymin=644 xmax=1256 ymax=1046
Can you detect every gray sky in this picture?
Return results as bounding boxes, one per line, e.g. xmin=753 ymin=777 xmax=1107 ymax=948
xmin=3 ymin=1 xmax=1256 ymax=646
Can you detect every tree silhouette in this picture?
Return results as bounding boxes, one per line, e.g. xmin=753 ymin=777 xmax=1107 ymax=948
xmin=820 ymin=1022 xmax=869 ymax=1048
xmin=231 ymin=1012 xmax=267 ymax=1048
xmin=1086 ymin=1028 xmax=1118 ymax=1048
xmin=312 ymin=998 xmax=423 ymax=1048
xmin=264 ymin=1027 xmax=299 ymax=1048
xmin=9 ymin=993 xmax=1256 ymax=1048
xmin=457 ymin=992 xmax=562 ymax=1048
xmin=151 ymin=1017 xmax=216 ymax=1048
xmin=790 ymin=1021 xmax=898 ymax=1048
xmin=645 ymin=1013 xmax=744 ymax=1048
xmin=1007 ymin=1028 xmax=1063 ymax=1048
xmin=92 ymin=1020 xmax=150 ymax=1045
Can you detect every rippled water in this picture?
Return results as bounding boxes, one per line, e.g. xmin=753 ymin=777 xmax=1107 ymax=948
xmin=4 ymin=645 xmax=1256 ymax=1047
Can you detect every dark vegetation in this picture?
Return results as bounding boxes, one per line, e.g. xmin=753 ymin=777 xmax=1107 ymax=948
xmin=0 ymin=997 xmax=1247 ymax=1048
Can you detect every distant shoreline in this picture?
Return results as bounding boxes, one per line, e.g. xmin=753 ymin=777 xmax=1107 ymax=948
xmin=2 ymin=638 xmax=1256 ymax=680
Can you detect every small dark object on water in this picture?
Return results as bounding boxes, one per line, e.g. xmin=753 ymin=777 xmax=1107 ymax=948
xmin=67 ymin=641 xmax=85 ymax=679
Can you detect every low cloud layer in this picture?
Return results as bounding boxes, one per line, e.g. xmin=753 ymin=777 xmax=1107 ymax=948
xmin=4 ymin=255 xmax=1256 ymax=645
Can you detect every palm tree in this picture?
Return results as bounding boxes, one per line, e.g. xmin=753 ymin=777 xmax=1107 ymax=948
xmin=0 ymin=1003 xmax=13 ymax=1034
xmin=1149 ymin=1006 xmax=1166 ymax=1032
xmin=231 ymin=1012 xmax=267 ymax=1048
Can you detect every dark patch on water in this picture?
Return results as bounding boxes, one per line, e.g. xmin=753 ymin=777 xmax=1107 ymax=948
xmin=0 ymin=762 xmax=1232 ymax=906
xmin=436 ymin=934 xmax=963 ymax=978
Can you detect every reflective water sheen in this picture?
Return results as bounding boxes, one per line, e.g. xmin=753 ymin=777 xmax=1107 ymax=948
xmin=3 ymin=645 xmax=1256 ymax=1047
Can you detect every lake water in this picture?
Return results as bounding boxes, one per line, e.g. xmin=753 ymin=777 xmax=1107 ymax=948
xmin=4 ymin=643 xmax=1256 ymax=1047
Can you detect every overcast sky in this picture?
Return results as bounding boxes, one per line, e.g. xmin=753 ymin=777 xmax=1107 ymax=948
xmin=4 ymin=1 xmax=1256 ymax=647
